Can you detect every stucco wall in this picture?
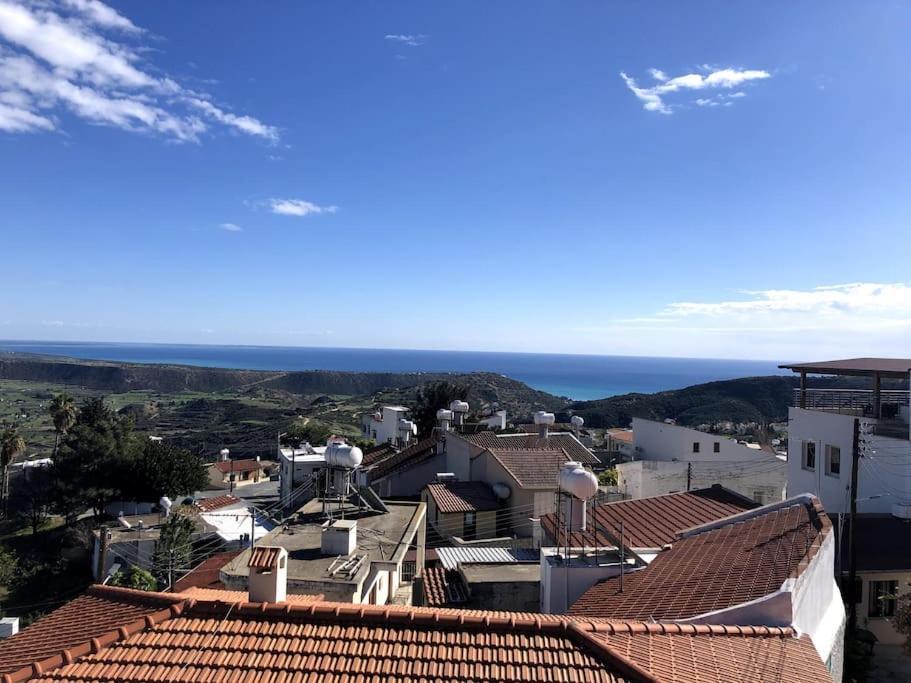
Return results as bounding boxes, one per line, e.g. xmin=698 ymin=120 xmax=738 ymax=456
xmin=616 ymin=459 xmax=785 ymax=503
xmin=787 ymin=408 xmax=911 ymax=514
xmin=632 ymin=418 xmax=769 ymax=463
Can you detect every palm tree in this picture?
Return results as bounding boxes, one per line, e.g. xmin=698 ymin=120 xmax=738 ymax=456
xmin=49 ymin=392 xmax=77 ymax=458
xmin=1 ymin=426 xmax=26 ymax=516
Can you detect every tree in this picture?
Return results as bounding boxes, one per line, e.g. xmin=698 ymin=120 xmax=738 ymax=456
xmin=598 ymin=468 xmax=618 ymax=487
xmin=0 ymin=545 xmax=17 ymax=590
xmin=51 ymin=398 xmax=135 ymax=521
xmin=280 ymin=422 xmax=333 ymax=449
xmin=48 ymin=393 xmax=77 ymax=459
xmin=0 ymin=426 xmax=26 ymax=516
xmin=152 ymin=513 xmax=195 ymax=588
xmin=410 ymin=382 xmax=470 ymax=439
xmin=125 ymin=440 xmax=208 ymax=501
xmin=110 ymin=565 xmax=157 ymax=592
xmin=892 ymin=582 xmax=911 ymax=653
xmin=11 ymin=465 xmax=53 ymax=536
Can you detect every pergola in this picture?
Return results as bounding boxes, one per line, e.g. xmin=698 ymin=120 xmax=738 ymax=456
xmin=780 ymin=357 xmax=911 ymax=418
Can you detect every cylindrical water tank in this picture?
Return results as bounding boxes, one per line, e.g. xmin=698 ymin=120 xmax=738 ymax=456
xmin=534 ymin=411 xmax=556 ymax=425
xmin=491 ymin=482 xmax=512 ymax=500
xmin=436 ymin=409 xmax=454 ymax=421
xmin=325 ymin=443 xmax=364 ymax=469
xmin=450 ymin=400 xmax=470 ymax=413
xmin=558 ymin=461 xmax=598 ymax=500
xmin=570 ymin=415 xmax=585 ymax=428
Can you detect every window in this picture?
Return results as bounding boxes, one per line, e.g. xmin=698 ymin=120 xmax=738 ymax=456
xmin=868 ymin=580 xmax=898 ymax=618
xmin=463 ymin=511 xmax=477 ymax=540
xmin=713 ymin=442 xmax=720 ymax=453
xmin=692 ymin=442 xmax=700 ymax=454
xmin=802 ymin=441 xmax=816 ymax=471
xmin=825 ymin=445 xmax=841 ymax=477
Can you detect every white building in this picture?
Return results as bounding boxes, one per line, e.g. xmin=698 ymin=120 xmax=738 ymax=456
xmin=781 ymin=358 xmax=911 ymax=515
xmin=616 ymin=418 xmax=786 ymax=504
xmin=782 ymin=358 xmax=911 ymax=647
xmin=360 ymin=406 xmax=417 ymax=447
xmin=278 ymin=444 xmax=326 ymax=509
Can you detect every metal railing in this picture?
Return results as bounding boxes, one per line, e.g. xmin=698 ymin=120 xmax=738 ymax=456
xmin=793 ymin=388 xmax=910 ymax=415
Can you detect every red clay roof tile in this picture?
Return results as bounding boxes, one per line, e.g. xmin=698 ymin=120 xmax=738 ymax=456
xmin=541 ymin=487 xmax=757 ymax=548
xmin=2 ymin=583 xmax=832 ymax=683
xmin=425 ymin=481 xmax=500 ymax=513
xmin=569 ymin=498 xmax=832 ymax=621
xmin=463 ymin=432 xmax=599 ymax=465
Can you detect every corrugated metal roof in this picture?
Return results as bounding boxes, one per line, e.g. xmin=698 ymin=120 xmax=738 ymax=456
xmin=436 ymin=546 xmax=540 ymax=571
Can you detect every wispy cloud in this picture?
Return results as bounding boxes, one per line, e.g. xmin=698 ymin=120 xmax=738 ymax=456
xmin=219 ymin=222 xmax=242 ymax=232
xmin=662 ymin=283 xmax=911 ymax=322
xmin=0 ymin=0 xmax=277 ymax=141
xmin=384 ymin=33 xmax=425 ymax=47
xmin=268 ymin=198 xmax=337 ymax=217
xmin=620 ymin=66 xmax=770 ymax=114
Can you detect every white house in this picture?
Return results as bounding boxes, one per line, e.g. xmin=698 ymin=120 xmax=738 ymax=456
xmin=278 ymin=443 xmax=326 ymax=509
xmin=781 ymin=357 xmax=911 ymax=647
xmin=360 ymin=406 xmax=417 ymax=447
xmin=615 ymin=418 xmax=787 ymax=504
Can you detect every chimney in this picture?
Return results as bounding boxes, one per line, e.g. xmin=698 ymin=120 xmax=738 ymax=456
xmin=322 ymin=519 xmax=357 ymax=556
xmin=248 ymin=546 xmax=288 ymax=603
xmin=534 ymin=411 xmax=555 ymax=439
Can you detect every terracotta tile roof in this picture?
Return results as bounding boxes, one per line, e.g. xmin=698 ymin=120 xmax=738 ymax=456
xmin=173 ymin=550 xmax=241 ymax=592
xmin=1 ymin=585 xmax=832 ymax=683
xmin=589 ymin=624 xmax=830 ymax=683
xmin=195 ymin=494 xmax=242 ymax=512
xmin=422 ymin=567 xmax=469 ymax=606
xmin=464 ymin=431 xmax=599 ymax=465
xmin=248 ymin=546 xmax=282 ymax=569
xmin=426 ymin=481 xmax=501 ymax=513
xmin=368 ymin=435 xmax=440 ymax=480
xmin=569 ymin=497 xmax=832 ymax=621
xmin=0 ymin=586 xmax=183 ymax=677
xmin=213 ymin=458 xmax=265 ymax=474
xmin=487 ymin=448 xmax=582 ymax=489
xmin=362 ymin=442 xmax=396 ymax=466
xmin=541 ymin=487 xmax=757 ymax=548
xmin=178 ymin=588 xmax=324 ymax=604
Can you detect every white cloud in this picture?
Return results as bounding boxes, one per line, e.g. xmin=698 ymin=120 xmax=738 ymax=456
xmin=620 ymin=66 xmax=770 ymax=114
xmin=268 ymin=198 xmax=337 ymax=217
xmin=384 ymin=33 xmax=425 ymax=47
xmin=662 ymin=283 xmax=911 ymax=321
xmin=0 ymin=0 xmax=276 ymax=142
xmin=219 ymin=222 xmax=242 ymax=232
xmin=61 ymin=0 xmax=141 ymax=34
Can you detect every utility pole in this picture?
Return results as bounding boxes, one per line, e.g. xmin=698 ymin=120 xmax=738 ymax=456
xmin=168 ymin=549 xmax=175 ymax=592
xmin=249 ymin=506 xmax=256 ymax=550
xmin=847 ymin=417 xmax=861 ymax=635
xmin=686 ymin=463 xmax=692 ymax=492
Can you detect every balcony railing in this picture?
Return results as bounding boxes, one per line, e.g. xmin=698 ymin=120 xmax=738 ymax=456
xmin=793 ymin=388 xmax=909 ymax=414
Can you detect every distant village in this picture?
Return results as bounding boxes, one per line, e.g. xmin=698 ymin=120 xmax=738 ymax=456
xmin=1 ymin=356 xmax=910 ymax=682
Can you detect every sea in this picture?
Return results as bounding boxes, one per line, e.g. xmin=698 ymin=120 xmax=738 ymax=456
xmin=0 ymin=341 xmax=788 ymax=401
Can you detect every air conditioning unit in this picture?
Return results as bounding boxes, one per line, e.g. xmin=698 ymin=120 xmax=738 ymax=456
xmin=891 ymin=503 xmax=911 ymax=520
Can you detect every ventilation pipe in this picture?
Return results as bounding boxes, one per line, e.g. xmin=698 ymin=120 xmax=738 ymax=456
xmin=557 ymin=462 xmax=598 ymax=532
xmin=450 ymin=400 xmax=469 ymax=430
xmin=534 ymin=411 xmax=555 ymax=439
xmin=436 ymin=408 xmax=453 ymax=432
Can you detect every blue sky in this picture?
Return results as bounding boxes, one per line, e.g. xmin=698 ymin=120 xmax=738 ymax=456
xmin=2 ymin=1 xmax=911 ymax=360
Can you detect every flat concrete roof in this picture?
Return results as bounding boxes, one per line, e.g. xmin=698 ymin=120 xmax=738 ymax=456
xmin=780 ymin=357 xmax=911 ymax=378
xmin=221 ymin=499 xmax=424 ymax=586
xmin=460 ymin=563 xmax=540 ymax=584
